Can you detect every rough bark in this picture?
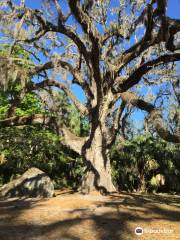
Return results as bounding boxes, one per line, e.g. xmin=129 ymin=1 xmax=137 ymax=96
xmin=80 ymin=125 xmax=116 ymax=194
xmin=61 ymin=127 xmax=87 ymax=155
xmin=120 ymin=92 xmax=180 ymax=143
xmin=0 ymin=114 xmax=116 ymax=194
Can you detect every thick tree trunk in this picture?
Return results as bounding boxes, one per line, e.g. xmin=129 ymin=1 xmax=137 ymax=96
xmin=0 ymin=114 xmax=116 ymax=194
xmin=80 ymin=126 xmax=116 ymax=194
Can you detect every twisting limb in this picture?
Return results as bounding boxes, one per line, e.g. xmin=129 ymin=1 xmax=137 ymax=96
xmin=113 ymin=4 xmax=155 ymax=74
xmin=110 ymin=1 xmax=179 ymax=82
xmin=68 ymin=0 xmax=102 ymax=96
xmin=0 ymin=114 xmax=51 ymax=127
xmin=28 ymin=79 xmax=88 ymax=115
xmin=68 ymin=0 xmax=100 ymax=43
xmin=113 ymin=101 xmax=126 ymax=133
xmin=53 ymin=0 xmax=69 ymax=23
xmin=12 ymin=6 xmax=91 ymax=68
xmin=30 ymin=59 xmax=93 ymax=100
xmin=61 ymin=127 xmax=87 ymax=155
xmin=114 ymin=53 xmax=180 ymax=92
xmin=106 ymin=101 xmax=126 ymax=146
xmin=120 ymin=92 xmax=180 ymax=143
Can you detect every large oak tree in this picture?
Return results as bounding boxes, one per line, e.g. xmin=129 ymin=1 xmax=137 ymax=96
xmin=0 ymin=0 xmax=180 ymax=193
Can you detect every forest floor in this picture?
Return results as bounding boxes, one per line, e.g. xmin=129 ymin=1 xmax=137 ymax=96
xmin=0 ymin=190 xmax=180 ymax=240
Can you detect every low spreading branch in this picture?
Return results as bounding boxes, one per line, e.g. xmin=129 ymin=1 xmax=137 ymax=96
xmin=0 ymin=114 xmax=87 ymax=155
xmin=0 ymin=114 xmax=51 ymax=127
xmin=120 ymin=92 xmax=180 ymax=143
xmin=61 ymin=127 xmax=87 ymax=155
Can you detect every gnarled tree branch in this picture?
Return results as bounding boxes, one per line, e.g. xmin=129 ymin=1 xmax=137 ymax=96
xmin=31 ymin=59 xmax=92 ymax=100
xmin=68 ymin=0 xmax=102 ymax=99
xmin=0 ymin=114 xmax=51 ymax=127
xmin=114 ymin=53 xmax=180 ymax=92
xmin=28 ymin=79 xmax=88 ymax=115
xmin=61 ymin=126 xmax=87 ymax=155
xmin=0 ymin=114 xmax=87 ymax=155
xmin=120 ymin=92 xmax=180 ymax=143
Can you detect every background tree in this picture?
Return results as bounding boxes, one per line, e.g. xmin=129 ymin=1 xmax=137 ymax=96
xmin=0 ymin=0 xmax=180 ymax=193
xmin=0 ymin=43 xmax=84 ymax=189
xmin=111 ymin=134 xmax=180 ymax=193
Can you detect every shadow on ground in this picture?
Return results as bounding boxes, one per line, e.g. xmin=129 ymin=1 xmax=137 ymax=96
xmin=0 ymin=192 xmax=179 ymax=240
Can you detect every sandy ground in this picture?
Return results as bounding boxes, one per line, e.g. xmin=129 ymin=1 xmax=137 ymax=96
xmin=0 ymin=190 xmax=180 ymax=240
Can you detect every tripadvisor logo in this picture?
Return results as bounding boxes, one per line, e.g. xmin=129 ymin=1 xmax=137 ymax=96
xmin=135 ymin=227 xmax=143 ymax=235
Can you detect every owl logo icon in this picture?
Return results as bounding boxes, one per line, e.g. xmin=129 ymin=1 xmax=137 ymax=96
xmin=135 ymin=227 xmax=143 ymax=235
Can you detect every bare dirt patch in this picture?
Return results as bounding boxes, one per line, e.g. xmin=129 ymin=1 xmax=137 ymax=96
xmin=0 ymin=190 xmax=180 ymax=240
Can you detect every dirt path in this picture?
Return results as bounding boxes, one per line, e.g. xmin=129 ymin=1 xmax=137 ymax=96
xmin=0 ymin=190 xmax=180 ymax=240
